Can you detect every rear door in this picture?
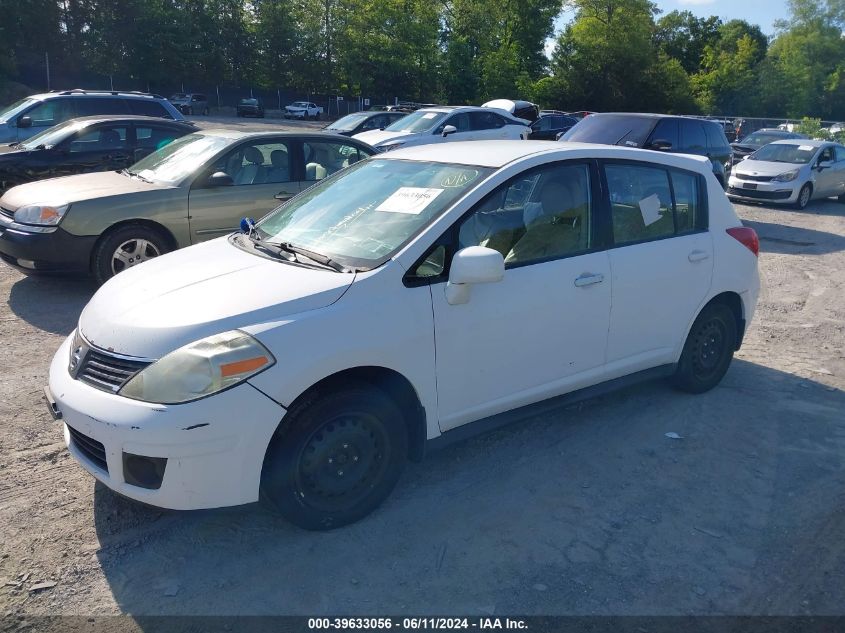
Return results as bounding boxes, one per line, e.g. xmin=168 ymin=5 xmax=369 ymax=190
xmin=470 ymin=111 xmax=511 ymax=140
xmin=187 ymin=137 xmax=301 ymax=242
xmin=602 ymin=160 xmax=713 ymax=372
xmin=301 ymin=138 xmax=372 ymax=185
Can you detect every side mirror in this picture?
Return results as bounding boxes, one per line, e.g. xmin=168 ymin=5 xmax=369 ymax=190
xmin=648 ymin=139 xmax=672 ymax=151
xmin=205 ymin=171 xmax=234 ymax=187
xmin=441 ymin=125 xmax=457 ymax=138
xmin=17 ymin=115 xmax=32 ymax=129
xmin=817 ymin=160 xmax=833 ymax=170
xmin=445 ymin=246 xmax=505 ymax=305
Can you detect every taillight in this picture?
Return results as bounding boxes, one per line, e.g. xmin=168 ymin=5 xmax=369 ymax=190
xmin=726 ymin=226 xmax=759 ymax=257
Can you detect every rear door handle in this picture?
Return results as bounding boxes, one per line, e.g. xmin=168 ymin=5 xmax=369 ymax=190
xmin=574 ymin=273 xmax=604 ymax=287
xmin=274 ymin=191 xmax=295 ymax=201
xmin=688 ymin=250 xmax=710 ymax=263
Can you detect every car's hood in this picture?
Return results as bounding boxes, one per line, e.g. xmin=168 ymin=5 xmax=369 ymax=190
xmin=732 ymin=160 xmax=806 ymax=177
xmin=0 ymin=170 xmax=165 ymax=209
xmin=352 ymin=129 xmax=413 ymax=145
xmin=730 ymin=143 xmax=759 ymax=153
xmin=79 ymin=236 xmax=356 ymax=359
xmin=0 ymin=145 xmax=25 ymax=156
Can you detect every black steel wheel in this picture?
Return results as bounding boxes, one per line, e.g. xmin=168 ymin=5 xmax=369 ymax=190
xmin=261 ymin=383 xmax=407 ymax=530
xmin=672 ymin=302 xmax=737 ymax=394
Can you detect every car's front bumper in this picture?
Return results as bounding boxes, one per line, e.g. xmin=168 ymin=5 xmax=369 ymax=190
xmin=0 ymin=217 xmax=96 ymax=273
xmin=48 ymin=334 xmax=287 ymax=510
xmin=726 ymin=175 xmax=800 ymax=204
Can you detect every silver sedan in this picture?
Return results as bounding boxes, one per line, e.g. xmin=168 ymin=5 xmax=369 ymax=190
xmin=727 ymin=139 xmax=845 ymax=209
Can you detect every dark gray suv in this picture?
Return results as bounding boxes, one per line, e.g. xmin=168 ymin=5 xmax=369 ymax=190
xmin=560 ymin=113 xmax=733 ymax=188
xmin=0 ymin=90 xmax=186 ymax=144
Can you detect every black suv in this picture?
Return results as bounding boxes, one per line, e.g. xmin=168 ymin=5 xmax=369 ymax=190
xmin=529 ymin=111 xmax=578 ymax=140
xmin=0 ymin=115 xmax=194 ymax=193
xmin=560 ymin=113 xmax=732 ymax=188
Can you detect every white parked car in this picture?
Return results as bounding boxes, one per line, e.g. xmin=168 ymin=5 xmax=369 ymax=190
xmin=353 ymin=106 xmax=529 ymax=151
xmin=284 ymin=101 xmax=323 ymax=120
xmin=47 ymin=141 xmax=760 ymax=530
xmin=728 ymin=139 xmax=845 ymax=209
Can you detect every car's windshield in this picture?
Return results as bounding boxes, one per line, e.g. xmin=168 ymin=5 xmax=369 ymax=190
xmin=240 ymin=99 xmax=257 ymax=105
xmin=19 ymin=119 xmax=87 ymax=149
xmin=561 ymin=114 xmax=656 ymax=147
xmin=384 ymin=110 xmax=448 ymax=133
xmin=741 ymin=132 xmax=791 ymax=146
xmin=0 ymin=98 xmax=38 ymax=124
xmin=751 ymin=143 xmax=819 ymax=164
xmin=327 ymin=113 xmax=370 ymax=131
xmin=255 ymin=159 xmax=492 ymax=270
xmin=131 ymin=133 xmax=231 ymax=184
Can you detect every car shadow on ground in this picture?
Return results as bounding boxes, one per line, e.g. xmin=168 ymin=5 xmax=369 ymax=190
xmin=90 ymin=359 xmax=845 ymax=618
xmin=7 ymin=274 xmax=96 ymax=335
xmin=742 ymin=219 xmax=845 ymax=255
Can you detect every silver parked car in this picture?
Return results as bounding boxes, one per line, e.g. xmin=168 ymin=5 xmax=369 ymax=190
xmin=169 ymin=93 xmax=209 ymax=116
xmin=727 ymin=139 xmax=845 ymax=209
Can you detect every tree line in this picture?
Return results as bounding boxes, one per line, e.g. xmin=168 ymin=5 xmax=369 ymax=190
xmin=1 ymin=0 xmax=844 ymax=119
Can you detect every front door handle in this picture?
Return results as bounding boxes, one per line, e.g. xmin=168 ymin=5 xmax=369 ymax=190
xmin=574 ymin=273 xmax=604 ymax=287
xmin=688 ymin=250 xmax=710 ymax=263
xmin=274 ymin=191 xmax=295 ymax=201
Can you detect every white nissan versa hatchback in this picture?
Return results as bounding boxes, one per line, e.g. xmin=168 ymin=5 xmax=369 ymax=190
xmin=46 ymin=141 xmax=760 ymax=530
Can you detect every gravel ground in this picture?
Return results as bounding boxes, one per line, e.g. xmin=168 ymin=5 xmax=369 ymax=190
xmin=0 ymin=147 xmax=843 ymax=618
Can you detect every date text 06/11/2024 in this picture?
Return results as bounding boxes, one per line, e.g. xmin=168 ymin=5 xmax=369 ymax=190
xmin=307 ymin=618 xmax=529 ymax=630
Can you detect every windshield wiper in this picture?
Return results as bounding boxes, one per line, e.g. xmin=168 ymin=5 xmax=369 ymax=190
xmin=121 ymin=168 xmax=153 ymax=183
xmin=8 ymin=142 xmax=20 ymax=148
xmin=246 ymin=235 xmax=349 ymax=272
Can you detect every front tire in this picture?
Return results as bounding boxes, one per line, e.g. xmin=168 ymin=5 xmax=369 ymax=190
xmin=261 ymin=384 xmax=408 ymax=530
xmin=796 ymin=183 xmax=812 ymax=209
xmin=672 ymin=303 xmax=737 ymax=394
xmin=92 ymin=224 xmax=169 ymax=285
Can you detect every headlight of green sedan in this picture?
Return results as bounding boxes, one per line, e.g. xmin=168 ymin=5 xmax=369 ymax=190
xmin=772 ymin=169 xmax=799 ymax=182
xmin=119 ymin=330 xmax=275 ymax=404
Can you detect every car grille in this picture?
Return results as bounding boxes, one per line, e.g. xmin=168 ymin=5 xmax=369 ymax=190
xmin=734 ymin=173 xmax=775 ymax=182
xmin=77 ymin=348 xmax=151 ymax=393
xmin=0 ymin=205 xmax=14 ymax=219
xmin=67 ymin=425 xmax=109 ymax=473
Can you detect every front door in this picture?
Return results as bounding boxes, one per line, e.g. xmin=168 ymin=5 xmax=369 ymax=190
xmin=187 ymin=138 xmax=301 ymax=242
xmin=814 ymin=146 xmax=844 ymax=197
xmin=430 ymin=161 xmax=612 ymax=431
xmin=57 ymin=123 xmax=132 ymax=177
xmin=602 ymin=161 xmax=713 ymax=371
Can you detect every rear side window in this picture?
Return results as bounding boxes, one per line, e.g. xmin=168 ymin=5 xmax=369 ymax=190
xmin=680 ymin=120 xmax=707 ymax=153
xmin=471 ymin=111 xmax=505 ymax=130
xmin=74 ymin=98 xmax=129 ymax=116
xmin=136 ymin=125 xmax=179 ymax=150
xmin=67 ymin=124 xmax=129 ymax=152
xmin=605 ymin=162 xmax=706 ymax=245
xmin=127 ymin=99 xmax=171 ymax=119
xmin=704 ymin=123 xmax=728 ymax=150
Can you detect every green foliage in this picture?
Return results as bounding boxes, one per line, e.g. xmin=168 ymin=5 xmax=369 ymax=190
xmin=794 ymin=117 xmax=826 ymax=139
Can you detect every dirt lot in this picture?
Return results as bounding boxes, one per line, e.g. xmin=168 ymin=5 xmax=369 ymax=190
xmin=1 ymin=162 xmax=844 ymax=618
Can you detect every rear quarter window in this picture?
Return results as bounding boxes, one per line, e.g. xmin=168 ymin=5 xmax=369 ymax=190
xmin=127 ymin=100 xmax=171 ymax=119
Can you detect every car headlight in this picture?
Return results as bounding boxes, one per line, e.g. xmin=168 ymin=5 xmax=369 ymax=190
xmin=772 ymin=169 xmax=799 ymax=182
xmin=119 ymin=330 xmax=275 ymax=404
xmin=13 ymin=203 xmax=70 ymax=226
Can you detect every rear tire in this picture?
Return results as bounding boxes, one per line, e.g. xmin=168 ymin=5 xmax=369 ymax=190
xmin=92 ymin=224 xmax=170 ymax=285
xmin=672 ymin=303 xmax=737 ymax=394
xmin=261 ymin=384 xmax=407 ymax=530
xmin=796 ymin=183 xmax=812 ymax=209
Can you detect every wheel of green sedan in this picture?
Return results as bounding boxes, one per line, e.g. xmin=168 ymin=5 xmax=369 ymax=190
xmin=261 ymin=383 xmax=407 ymax=530
xmin=93 ymin=224 xmax=170 ymax=285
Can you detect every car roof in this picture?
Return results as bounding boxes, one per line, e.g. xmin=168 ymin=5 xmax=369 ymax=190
xmin=29 ymin=91 xmax=167 ymax=101
xmin=381 ymin=140 xmax=712 ymax=172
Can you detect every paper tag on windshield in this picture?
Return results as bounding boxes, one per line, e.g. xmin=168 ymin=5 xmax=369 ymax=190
xmin=638 ymin=194 xmax=662 ymax=226
xmin=799 ymin=145 xmax=814 ymax=151
xmin=376 ymin=187 xmax=444 ymax=214
xmin=422 ymin=112 xmax=437 ymax=119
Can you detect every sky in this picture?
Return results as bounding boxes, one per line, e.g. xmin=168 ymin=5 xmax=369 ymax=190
xmin=547 ymin=0 xmax=792 ymax=56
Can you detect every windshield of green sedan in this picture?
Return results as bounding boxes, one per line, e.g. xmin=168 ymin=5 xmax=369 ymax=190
xmin=255 ymin=159 xmax=492 ymax=269
xmin=751 ymin=143 xmax=818 ymax=164
xmin=131 ymin=133 xmax=231 ymax=184
xmin=19 ymin=119 xmax=87 ymax=150
xmin=384 ymin=110 xmax=447 ymax=133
